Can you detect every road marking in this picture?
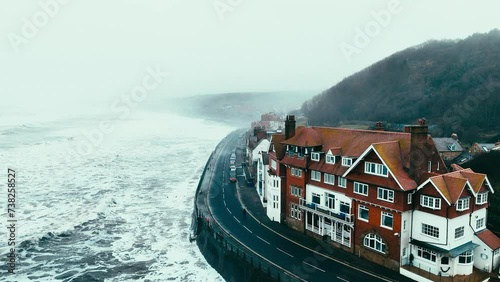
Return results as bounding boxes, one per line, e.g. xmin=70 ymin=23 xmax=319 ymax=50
xmin=243 ymin=226 xmax=252 ymax=233
xmin=227 ymin=208 xmax=232 ymax=215
xmin=277 ymin=248 xmax=293 ymax=257
xmin=233 ymin=216 xmax=240 ymax=223
xmin=257 ymin=235 xmax=270 ymax=245
xmin=337 ymin=276 xmax=349 ymax=282
xmin=303 ymin=261 xmax=325 ymax=273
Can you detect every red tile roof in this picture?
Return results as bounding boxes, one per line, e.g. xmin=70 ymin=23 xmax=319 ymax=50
xmin=372 ymin=141 xmax=417 ymax=190
xmin=282 ymin=127 xmax=322 ymax=147
xmin=476 ymin=229 xmax=500 ymax=250
xmin=271 ymin=134 xmax=286 ymax=160
xmin=281 ymin=155 xmax=307 ymax=169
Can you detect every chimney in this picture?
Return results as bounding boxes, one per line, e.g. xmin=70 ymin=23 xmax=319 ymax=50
xmin=375 ymin=121 xmax=384 ymax=131
xmin=285 ymin=115 xmax=296 ymax=140
xmin=451 ymin=133 xmax=458 ymax=140
xmin=407 ymin=118 xmax=429 ymax=180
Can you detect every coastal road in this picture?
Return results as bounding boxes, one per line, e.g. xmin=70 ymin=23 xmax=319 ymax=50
xmin=207 ymin=131 xmax=406 ymax=282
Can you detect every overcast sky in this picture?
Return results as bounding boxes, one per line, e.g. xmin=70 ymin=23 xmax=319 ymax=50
xmin=1 ymin=0 xmax=499 ymax=108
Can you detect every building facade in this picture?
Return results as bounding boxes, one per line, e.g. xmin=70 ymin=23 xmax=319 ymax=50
xmin=264 ymin=115 xmax=499 ymax=279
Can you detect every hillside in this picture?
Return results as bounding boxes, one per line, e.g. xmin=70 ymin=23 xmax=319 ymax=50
xmin=301 ymin=30 xmax=500 ymax=143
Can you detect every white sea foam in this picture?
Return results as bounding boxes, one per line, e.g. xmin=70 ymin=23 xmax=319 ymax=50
xmin=0 ymin=108 xmax=229 ymax=281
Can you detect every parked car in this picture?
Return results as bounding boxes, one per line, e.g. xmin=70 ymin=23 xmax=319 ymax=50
xmin=229 ymin=171 xmax=237 ymax=182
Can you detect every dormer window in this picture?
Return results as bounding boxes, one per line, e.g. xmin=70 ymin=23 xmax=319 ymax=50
xmin=476 ymin=192 xmax=488 ymax=205
xmin=311 ymin=152 xmax=320 ymax=161
xmin=448 ymin=143 xmax=456 ymax=151
xmin=326 ymin=155 xmax=336 ymax=164
xmin=456 ymin=197 xmax=470 ymax=211
xmin=341 ymin=157 xmax=352 ymax=167
xmin=364 ymin=162 xmax=388 ymax=177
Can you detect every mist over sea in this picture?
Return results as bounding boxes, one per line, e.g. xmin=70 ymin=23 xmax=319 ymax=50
xmin=0 ymin=103 xmax=232 ymax=281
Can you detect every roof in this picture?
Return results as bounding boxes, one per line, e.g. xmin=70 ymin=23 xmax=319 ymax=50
xmin=270 ymin=134 xmax=286 ymax=160
xmin=418 ymin=167 xmax=493 ymax=205
xmin=476 ymin=229 xmax=500 ymax=250
xmin=433 ymin=137 xmax=464 ymax=152
xmin=281 ymin=127 xmax=322 ymax=147
xmin=411 ymin=239 xmax=479 ymax=257
xmin=474 ymin=143 xmax=497 ymax=152
xmin=372 ymin=141 xmax=417 ymax=190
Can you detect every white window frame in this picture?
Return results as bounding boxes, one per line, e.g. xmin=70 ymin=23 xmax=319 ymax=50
xmin=407 ymin=193 xmax=412 ymax=204
xmin=326 ymin=154 xmax=336 ymax=164
xmin=476 ymin=218 xmax=485 ymax=230
xmin=271 ymin=159 xmax=277 ymax=169
xmin=456 ymin=197 xmax=470 ymax=211
xmin=458 ymin=250 xmax=473 ymax=264
xmin=338 ymin=177 xmax=347 ymax=188
xmin=420 ymin=195 xmax=441 ymax=210
xmin=364 ymin=161 xmax=388 ymax=177
xmin=311 ymin=152 xmax=320 ymax=161
xmin=377 ymin=187 xmax=394 ymax=203
xmin=341 ymin=157 xmax=353 ymax=167
xmin=312 ymin=193 xmax=321 ymax=204
xmin=291 ymin=167 xmax=302 ymax=177
xmin=354 ymin=182 xmax=368 ymax=196
xmin=324 ymin=173 xmax=335 ymax=185
xmin=422 ymin=223 xmax=439 ymax=238
xmin=455 ymin=226 xmax=464 ymax=239
xmin=326 ymin=193 xmax=335 ymax=209
xmin=476 ymin=192 xmax=488 ymax=205
xmin=363 ymin=233 xmax=386 ymax=253
xmin=417 ymin=246 xmax=437 ymax=262
xmin=381 ymin=211 xmax=393 ymax=229
xmin=291 ymin=186 xmax=302 ymax=198
xmin=311 ymin=170 xmax=321 ymax=181
xmin=358 ymin=205 xmax=369 ymax=222
xmin=290 ymin=203 xmax=301 ymax=220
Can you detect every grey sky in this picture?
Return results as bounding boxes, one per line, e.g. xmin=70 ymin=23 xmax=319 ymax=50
xmin=1 ymin=0 xmax=499 ymax=107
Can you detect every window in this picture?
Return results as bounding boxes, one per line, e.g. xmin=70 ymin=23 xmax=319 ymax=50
xmin=377 ymin=187 xmax=394 ymax=202
xmin=476 ymin=192 xmax=488 ymax=205
xmin=354 ymin=182 xmax=368 ymax=196
xmin=456 ymin=198 xmax=470 ymax=211
xmin=311 ymin=170 xmax=321 ymax=181
xmin=364 ymin=162 xmax=389 ymax=177
xmin=342 ymin=157 xmax=353 ymax=167
xmin=455 ymin=226 xmax=464 ymax=239
xmin=340 ymin=201 xmax=350 ymax=214
xmin=381 ymin=212 xmax=393 ymax=229
xmin=441 ymin=257 xmax=449 ymax=265
xmin=476 ymin=218 xmax=485 ymax=230
xmin=290 ymin=203 xmax=301 ymax=220
xmin=420 ymin=195 xmax=441 ymax=210
xmin=271 ymin=159 xmax=277 ymax=169
xmin=402 ymin=247 xmax=407 ymax=257
xmin=291 ymin=167 xmax=302 ymax=177
xmin=324 ymin=173 xmax=335 ymax=185
xmin=291 ymin=186 xmax=302 ymax=197
xmin=428 ymin=161 xmax=432 ymax=172
xmin=326 ymin=155 xmax=335 ymax=164
xmin=273 ymin=195 xmax=279 ymax=209
xmin=363 ymin=233 xmax=386 ymax=253
xmin=459 ymin=250 xmax=473 ymax=264
xmin=359 ymin=205 xmax=369 ymax=221
xmin=407 ymin=193 xmax=412 ymax=204
xmin=311 ymin=152 xmax=320 ymax=161
xmin=403 ymin=220 xmax=407 ymax=230
xmin=326 ymin=193 xmax=335 ymax=209
xmin=338 ymin=177 xmax=347 ymax=188
xmin=422 ymin=223 xmax=439 ymax=238
xmin=417 ymin=247 xmax=437 ymax=262
xmin=312 ymin=193 xmax=321 ymax=204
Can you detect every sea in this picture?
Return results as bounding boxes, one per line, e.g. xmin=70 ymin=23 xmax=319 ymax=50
xmin=0 ymin=102 xmax=232 ymax=281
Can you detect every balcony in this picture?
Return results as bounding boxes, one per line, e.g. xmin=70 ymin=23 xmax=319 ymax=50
xmin=299 ymin=198 xmax=353 ymax=224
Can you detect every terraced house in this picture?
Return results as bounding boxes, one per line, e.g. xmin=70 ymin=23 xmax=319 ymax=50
xmin=266 ymin=115 xmax=499 ymax=280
